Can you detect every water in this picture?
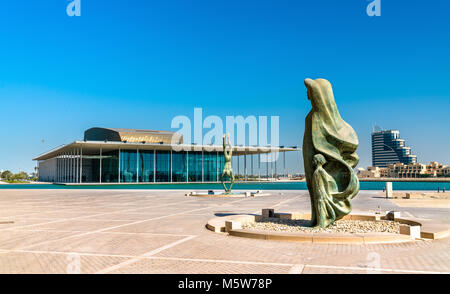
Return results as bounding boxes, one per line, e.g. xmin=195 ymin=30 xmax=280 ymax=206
xmin=0 ymin=181 xmax=449 ymax=190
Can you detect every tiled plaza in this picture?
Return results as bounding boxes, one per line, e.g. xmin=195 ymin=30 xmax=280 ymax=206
xmin=0 ymin=189 xmax=449 ymax=274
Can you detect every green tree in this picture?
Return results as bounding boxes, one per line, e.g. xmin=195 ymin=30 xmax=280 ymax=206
xmin=1 ymin=170 xmax=13 ymax=181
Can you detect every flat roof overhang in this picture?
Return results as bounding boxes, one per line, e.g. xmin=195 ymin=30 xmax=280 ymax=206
xmin=33 ymin=141 xmax=300 ymax=161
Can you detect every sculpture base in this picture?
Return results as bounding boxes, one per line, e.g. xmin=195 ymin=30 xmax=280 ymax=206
xmin=206 ymin=210 xmax=450 ymax=243
xmin=186 ymin=190 xmax=270 ymax=198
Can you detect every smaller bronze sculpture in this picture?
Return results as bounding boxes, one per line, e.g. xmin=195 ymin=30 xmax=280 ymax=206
xmin=221 ymin=133 xmax=234 ymax=194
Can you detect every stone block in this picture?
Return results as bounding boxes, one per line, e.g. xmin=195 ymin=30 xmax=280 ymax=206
xmin=225 ymin=220 xmax=242 ymax=232
xmin=405 ymin=193 xmax=423 ymax=199
xmin=386 ymin=211 xmax=400 ymax=220
xmin=262 ymin=208 xmax=275 ymax=218
xmin=245 ymin=192 xmax=251 ymax=197
xmin=399 ymin=224 xmax=421 ymax=239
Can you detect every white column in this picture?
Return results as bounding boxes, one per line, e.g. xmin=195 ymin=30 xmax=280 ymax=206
xmin=64 ymin=152 xmax=67 ymax=183
xmin=76 ymin=148 xmax=79 ymax=183
xmin=70 ymin=150 xmax=73 ymax=183
xmin=79 ymin=147 xmax=83 ymax=183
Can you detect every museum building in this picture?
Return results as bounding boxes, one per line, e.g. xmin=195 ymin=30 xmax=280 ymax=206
xmin=34 ymin=127 xmax=298 ymax=184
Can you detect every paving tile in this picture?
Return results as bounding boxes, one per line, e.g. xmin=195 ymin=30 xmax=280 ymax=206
xmin=109 ymin=257 xmax=292 ymax=274
xmin=0 ymin=252 xmax=130 ymax=274
xmin=26 ymin=232 xmax=187 ymax=256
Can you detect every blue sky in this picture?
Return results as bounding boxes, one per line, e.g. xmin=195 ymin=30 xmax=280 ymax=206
xmin=0 ymin=0 xmax=449 ymax=173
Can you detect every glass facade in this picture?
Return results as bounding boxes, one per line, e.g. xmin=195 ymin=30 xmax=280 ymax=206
xmin=155 ymin=150 xmax=171 ymax=182
xmin=188 ymin=151 xmax=203 ymax=182
xmin=172 ymin=151 xmax=187 ymax=182
xmin=120 ymin=150 xmax=137 ymax=183
xmin=138 ymin=150 xmax=154 ymax=182
xmin=101 ymin=150 xmax=119 ymax=183
xmin=203 ymin=152 xmax=217 ymax=182
xmin=60 ymin=148 xmax=226 ymax=183
xmin=217 ymin=153 xmax=225 ymax=181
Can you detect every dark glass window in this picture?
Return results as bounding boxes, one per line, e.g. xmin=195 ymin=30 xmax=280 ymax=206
xmin=156 ymin=150 xmax=171 ymax=182
xmin=172 ymin=151 xmax=187 ymax=182
xmin=203 ymin=152 xmax=217 ymax=182
xmin=101 ymin=150 xmax=119 ymax=183
xmin=218 ymin=152 xmax=225 ymax=180
xmin=120 ymin=150 xmax=137 ymax=183
xmin=138 ymin=150 xmax=154 ymax=182
xmin=188 ymin=151 xmax=202 ymax=182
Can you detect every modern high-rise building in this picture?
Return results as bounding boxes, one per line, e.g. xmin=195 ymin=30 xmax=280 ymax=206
xmin=371 ymin=129 xmax=417 ymax=167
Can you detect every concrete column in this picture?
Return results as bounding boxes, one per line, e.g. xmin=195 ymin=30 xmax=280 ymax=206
xmin=69 ymin=150 xmax=72 ymax=183
xmin=170 ymin=150 xmax=173 ymax=182
xmin=386 ymin=182 xmax=393 ymax=198
xmin=64 ymin=152 xmax=67 ymax=183
xmin=216 ymin=151 xmax=219 ymax=182
xmin=283 ymin=152 xmax=286 ymax=178
xmin=201 ymin=150 xmax=204 ymax=182
xmin=79 ymin=147 xmax=83 ymax=183
xmin=76 ymin=148 xmax=79 ymax=183
xmin=153 ymin=149 xmax=156 ymax=182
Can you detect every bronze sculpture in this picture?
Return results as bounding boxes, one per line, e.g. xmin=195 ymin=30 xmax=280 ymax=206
xmin=303 ymin=78 xmax=360 ymax=228
xmin=221 ymin=133 xmax=234 ymax=194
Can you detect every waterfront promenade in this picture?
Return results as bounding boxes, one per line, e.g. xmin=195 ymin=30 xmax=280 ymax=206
xmin=0 ymin=189 xmax=449 ymax=274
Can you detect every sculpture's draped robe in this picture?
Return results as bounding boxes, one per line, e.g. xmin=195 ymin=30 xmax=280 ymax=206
xmin=303 ymin=78 xmax=360 ymax=227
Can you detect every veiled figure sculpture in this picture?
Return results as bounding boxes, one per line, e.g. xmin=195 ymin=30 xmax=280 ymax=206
xmin=221 ymin=133 xmax=234 ymax=194
xmin=302 ymin=78 xmax=360 ymax=228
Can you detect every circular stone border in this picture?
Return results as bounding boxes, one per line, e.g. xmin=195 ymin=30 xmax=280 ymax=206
xmin=186 ymin=190 xmax=270 ymax=198
xmin=206 ymin=210 xmax=450 ymax=244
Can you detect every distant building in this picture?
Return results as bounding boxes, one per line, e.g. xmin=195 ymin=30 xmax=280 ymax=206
xmin=34 ymin=127 xmax=298 ymax=184
xmin=358 ymin=161 xmax=449 ymax=179
xmin=357 ymin=166 xmax=381 ymax=178
xmin=371 ymin=129 xmax=417 ymax=167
